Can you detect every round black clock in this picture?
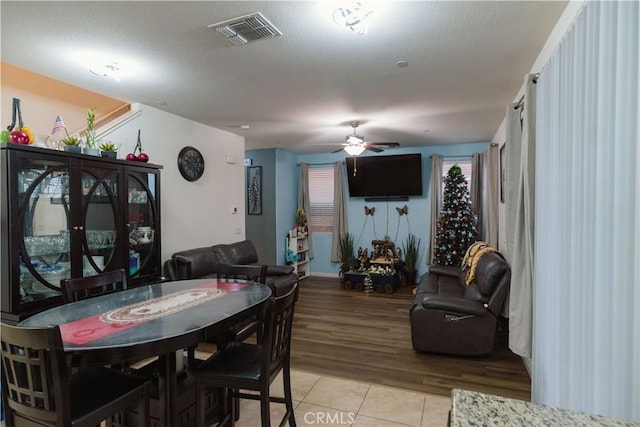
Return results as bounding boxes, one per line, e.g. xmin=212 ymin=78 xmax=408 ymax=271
xmin=177 ymin=146 xmax=205 ymax=182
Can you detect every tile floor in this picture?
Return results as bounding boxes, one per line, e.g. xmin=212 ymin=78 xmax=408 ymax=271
xmin=0 ymin=369 xmax=450 ymax=427
xmin=233 ymin=369 xmax=451 ymax=427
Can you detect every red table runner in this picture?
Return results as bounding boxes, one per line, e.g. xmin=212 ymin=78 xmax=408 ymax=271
xmin=60 ymin=281 xmax=247 ymax=345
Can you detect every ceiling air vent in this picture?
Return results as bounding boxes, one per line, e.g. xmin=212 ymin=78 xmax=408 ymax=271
xmin=208 ymin=12 xmax=282 ymax=46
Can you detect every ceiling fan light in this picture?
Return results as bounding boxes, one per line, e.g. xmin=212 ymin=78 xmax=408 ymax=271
xmin=344 ymin=144 xmax=365 ymax=156
xmin=332 ymin=2 xmax=371 ymax=35
xmin=346 ymin=134 xmax=364 ymax=144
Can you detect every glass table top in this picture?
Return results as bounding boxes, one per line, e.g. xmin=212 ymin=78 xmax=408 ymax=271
xmin=19 ymin=279 xmax=271 ymax=351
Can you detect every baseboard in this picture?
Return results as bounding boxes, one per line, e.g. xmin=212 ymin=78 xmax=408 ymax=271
xmin=309 ymin=272 xmax=340 ymax=278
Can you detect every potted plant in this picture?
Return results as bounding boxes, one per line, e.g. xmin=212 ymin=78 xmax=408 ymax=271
xmin=83 ymin=108 xmax=99 ymax=156
xmin=402 ymin=233 xmax=421 ymax=286
xmin=99 ymin=141 xmax=118 ymax=158
xmin=60 ymin=136 xmax=82 ymax=153
xmin=338 ymin=233 xmax=357 ymax=277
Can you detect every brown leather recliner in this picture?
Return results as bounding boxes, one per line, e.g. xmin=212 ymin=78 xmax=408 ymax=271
xmin=410 ymin=252 xmax=510 ymax=356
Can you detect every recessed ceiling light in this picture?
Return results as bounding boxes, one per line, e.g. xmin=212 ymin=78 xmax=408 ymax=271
xmin=240 ymin=125 xmax=251 ymax=130
xmin=396 ymin=60 xmax=409 ymax=68
xmin=156 ymin=100 xmax=168 ymax=106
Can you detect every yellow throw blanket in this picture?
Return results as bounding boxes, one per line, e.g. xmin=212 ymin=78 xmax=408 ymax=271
xmin=461 ymin=241 xmax=501 ymax=286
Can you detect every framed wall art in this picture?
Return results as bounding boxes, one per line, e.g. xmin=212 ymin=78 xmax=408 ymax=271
xmin=247 ymin=166 xmax=262 ymax=215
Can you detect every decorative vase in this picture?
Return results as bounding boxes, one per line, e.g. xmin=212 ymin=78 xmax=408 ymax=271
xmin=83 ymin=147 xmax=100 ymax=156
xmin=101 ymin=151 xmax=117 ymax=158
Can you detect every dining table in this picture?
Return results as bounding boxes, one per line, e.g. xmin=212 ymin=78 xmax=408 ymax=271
xmin=18 ymin=278 xmax=272 ymax=427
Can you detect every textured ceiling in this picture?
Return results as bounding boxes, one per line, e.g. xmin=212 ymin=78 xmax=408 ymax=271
xmin=1 ymin=1 xmax=567 ymax=153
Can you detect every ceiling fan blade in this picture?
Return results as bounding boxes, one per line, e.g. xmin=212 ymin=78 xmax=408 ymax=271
xmin=365 ymin=146 xmax=384 ymax=153
xmin=365 ymin=142 xmax=400 ymax=147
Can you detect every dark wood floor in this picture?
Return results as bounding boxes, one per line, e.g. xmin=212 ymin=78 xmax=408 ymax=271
xmin=290 ymin=276 xmax=531 ymax=401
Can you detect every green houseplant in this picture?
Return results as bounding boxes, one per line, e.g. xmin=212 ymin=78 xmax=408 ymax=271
xmin=60 ymin=136 xmax=81 ymax=153
xmin=83 ymin=108 xmax=99 ymax=156
xmin=338 ymin=232 xmax=357 ymax=279
xmin=99 ymin=141 xmax=118 ymax=158
xmin=402 ymin=233 xmax=421 ymax=286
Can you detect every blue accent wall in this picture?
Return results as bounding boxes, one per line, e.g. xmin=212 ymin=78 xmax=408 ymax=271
xmin=246 ymin=143 xmax=487 ymax=279
xmin=296 ymin=143 xmax=487 ymax=280
xmin=246 ymin=148 xmax=298 ymax=265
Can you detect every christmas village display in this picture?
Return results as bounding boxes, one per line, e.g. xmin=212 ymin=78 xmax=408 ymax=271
xmin=341 ymin=237 xmax=405 ymax=294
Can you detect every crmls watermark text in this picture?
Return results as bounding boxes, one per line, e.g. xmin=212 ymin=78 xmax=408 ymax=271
xmin=303 ymin=411 xmax=356 ymax=425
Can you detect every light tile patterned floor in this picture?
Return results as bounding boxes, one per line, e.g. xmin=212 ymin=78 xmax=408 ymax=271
xmin=0 ymin=369 xmax=450 ymax=427
xmin=233 ymin=369 xmax=451 ymax=427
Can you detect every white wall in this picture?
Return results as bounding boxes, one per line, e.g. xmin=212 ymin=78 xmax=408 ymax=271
xmin=99 ymin=104 xmax=246 ymax=262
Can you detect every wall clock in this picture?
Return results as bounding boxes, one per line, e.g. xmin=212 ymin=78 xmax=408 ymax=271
xmin=177 ymin=146 xmax=205 ymax=182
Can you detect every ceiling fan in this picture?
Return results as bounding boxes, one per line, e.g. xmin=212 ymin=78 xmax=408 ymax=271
xmin=331 ymin=122 xmax=400 ymax=155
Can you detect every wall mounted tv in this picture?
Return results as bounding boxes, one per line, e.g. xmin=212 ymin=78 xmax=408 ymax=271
xmin=345 ymin=153 xmax=423 ymax=200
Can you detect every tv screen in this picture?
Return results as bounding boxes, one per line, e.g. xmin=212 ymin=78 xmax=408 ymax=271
xmin=345 ymin=154 xmax=423 ymax=198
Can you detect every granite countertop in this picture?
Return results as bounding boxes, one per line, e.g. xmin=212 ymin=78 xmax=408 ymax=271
xmin=450 ymin=389 xmax=639 ymax=427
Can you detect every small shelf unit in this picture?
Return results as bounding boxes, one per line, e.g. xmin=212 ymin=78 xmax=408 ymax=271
xmin=287 ymin=229 xmax=310 ymax=280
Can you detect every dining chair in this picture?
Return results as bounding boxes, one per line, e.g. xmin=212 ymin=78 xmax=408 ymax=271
xmin=0 ymin=322 xmax=150 ymax=427
xmin=217 ymin=264 xmax=268 ymax=342
xmin=193 ymin=282 xmax=299 ymax=427
xmin=188 ymin=264 xmax=269 ymax=368
xmin=60 ymin=268 xmax=127 ymax=303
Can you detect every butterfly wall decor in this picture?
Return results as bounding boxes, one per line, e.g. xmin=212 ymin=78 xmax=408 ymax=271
xmin=396 ymin=205 xmax=408 ymax=216
xmin=364 ymin=206 xmax=375 ymax=216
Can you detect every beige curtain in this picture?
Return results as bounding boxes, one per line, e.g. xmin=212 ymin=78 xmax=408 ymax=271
xmin=471 ymin=147 xmax=500 ymax=247
xmin=298 ymin=163 xmax=314 ymax=259
xmin=331 ymin=161 xmax=348 ymax=262
xmin=506 ymin=74 xmax=537 ymax=359
xmin=427 ymin=155 xmax=443 ymax=265
xmin=471 ymin=153 xmax=483 ymax=238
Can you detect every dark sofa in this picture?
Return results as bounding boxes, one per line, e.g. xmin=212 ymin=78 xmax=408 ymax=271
xmin=163 ymin=240 xmax=298 ymax=296
xmin=410 ymin=252 xmax=510 ymax=356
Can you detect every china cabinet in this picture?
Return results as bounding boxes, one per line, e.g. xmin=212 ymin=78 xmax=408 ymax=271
xmin=1 ymin=143 xmax=162 ymax=323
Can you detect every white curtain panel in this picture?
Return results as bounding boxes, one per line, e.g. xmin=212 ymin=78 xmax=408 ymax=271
xmin=534 ymin=1 xmax=639 ymax=422
xmin=427 ymin=155 xmax=443 ymax=265
xmin=331 ymin=161 xmax=348 ymax=262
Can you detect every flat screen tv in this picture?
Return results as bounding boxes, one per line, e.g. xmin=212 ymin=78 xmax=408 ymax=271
xmin=345 ymin=154 xmax=423 ymax=199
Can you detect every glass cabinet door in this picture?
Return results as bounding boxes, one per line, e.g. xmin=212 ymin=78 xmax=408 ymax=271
xmin=81 ymin=166 xmax=121 ymax=278
xmin=18 ymin=162 xmax=71 ymax=302
xmin=127 ymin=170 xmax=159 ymax=279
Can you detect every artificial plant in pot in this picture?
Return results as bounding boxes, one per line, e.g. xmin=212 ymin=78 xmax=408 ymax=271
xmin=83 ymin=108 xmax=99 ymax=156
xmin=338 ymin=232 xmax=357 ymax=279
xmin=402 ymin=233 xmax=421 ymax=286
xmin=99 ymin=141 xmax=118 ymax=158
xmin=60 ymin=136 xmax=81 ymax=153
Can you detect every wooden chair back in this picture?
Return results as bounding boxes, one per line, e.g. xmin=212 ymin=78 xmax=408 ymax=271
xmin=1 ymin=323 xmax=70 ymax=425
xmin=216 ymin=264 xmax=267 ymax=284
xmin=262 ymin=282 xmax=299 ymax=379
xmin=60 ymin=268 xmax=127 ymax=303
xmin=1 ymin=322 xmax=151 ymax=427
